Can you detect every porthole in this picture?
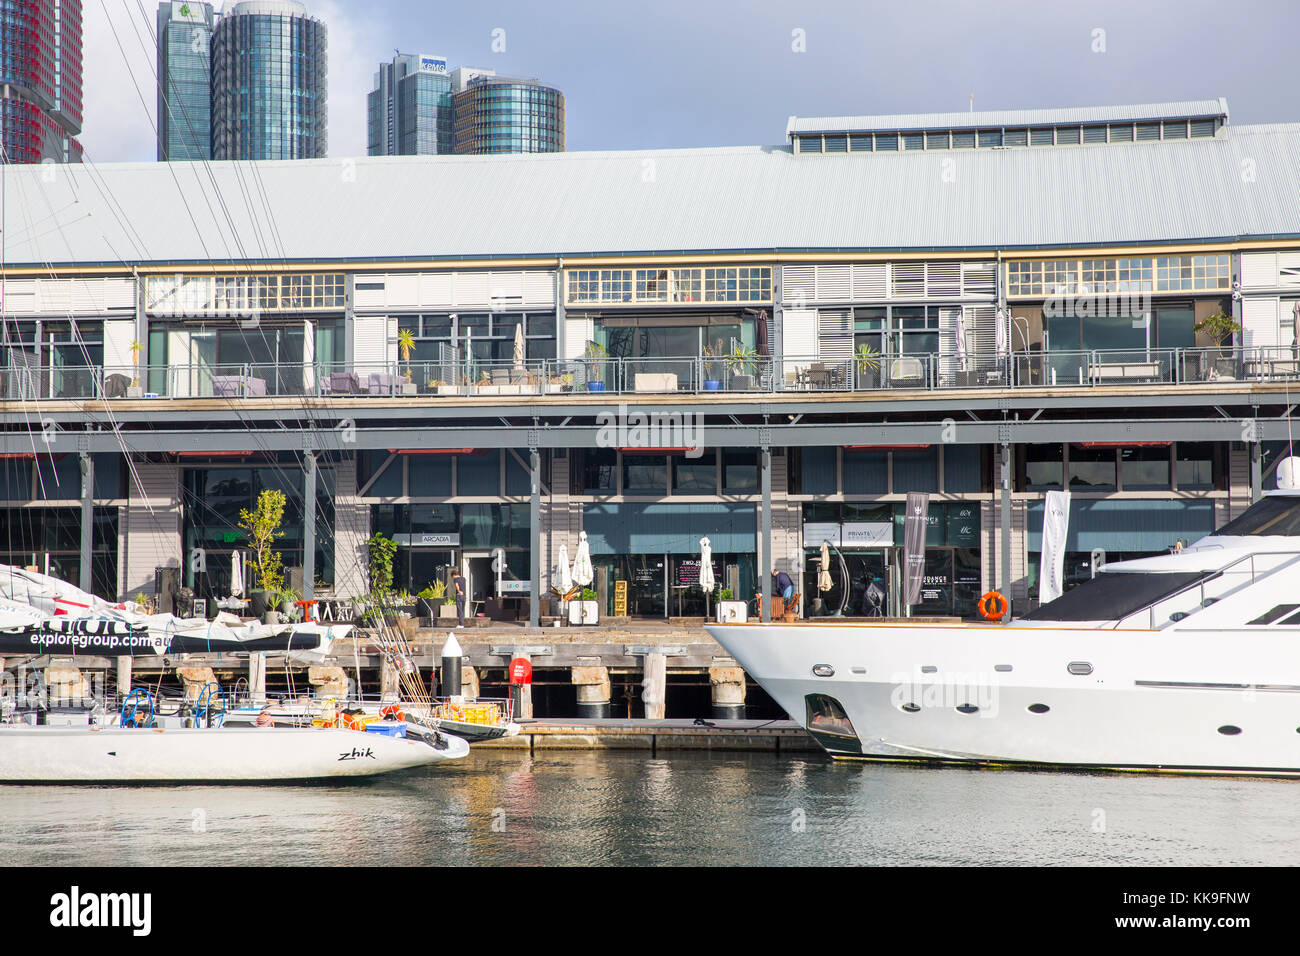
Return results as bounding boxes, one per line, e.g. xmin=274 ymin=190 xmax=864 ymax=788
xmin=956 ymin=704 xmax=979 ymax=714
xmin=812 ymin=664 xmax=835 ymax=678
xmin=1218 ymin=725 xmax=1242 ymax=736
xmin=901 ymin=703 xmax=921 ymax=714
xmin=1027 ymin=703 xmax=1050 ymax=714
xmin=921 ymin=665 xmax=938 ymax=674
xmin=1067 ymin=661 xmax=1093 ymax=676
xmin=1169 ymin=611 xmax=1189 ymax=622
xmin=994 ymin=664 xmax=1013 ymax=673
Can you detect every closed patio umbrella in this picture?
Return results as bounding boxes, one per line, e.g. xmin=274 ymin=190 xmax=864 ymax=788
xmin=230 ymin=551 xmax=244 ymax=598
xmin=571 ymin=531 xmax=594 ymax=588
xmin=556 ymin=543 xmax=572 ymax=596
xmin=954 ymin=309 xmax=968 ymax=369
xmin=818 ymin=541 xmax=833 ymax=592
xmin=699 ymin=537 xmax=715 ymax=619
xmin=513 ymin=322 xmax=526 ymax=375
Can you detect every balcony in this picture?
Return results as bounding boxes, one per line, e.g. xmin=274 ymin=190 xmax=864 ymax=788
xmin=0 ymin=347 xmax=1292 ymax=403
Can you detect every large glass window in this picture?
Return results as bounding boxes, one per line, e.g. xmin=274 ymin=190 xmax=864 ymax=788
xmin=1068 ymin=445 xmax=1117 ymax=490
xmin=1120 ymin=446 xmax=1171 ymax=490
xmin=581 ymin=449 xmax=617 ymax=495
xmin=1175 ymin=442 xmax=1215 ymax=490
xmin=1025 ymin=444 xmax=1064 ymax=490
xmin=623 ymin=455 xmax=668 ymax=495
xmin=672 ymin=451 xmax=716 ymax=494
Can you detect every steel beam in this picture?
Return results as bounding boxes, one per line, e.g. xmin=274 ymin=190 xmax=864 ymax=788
xmin=79 ymin=452 xmax=93 ymax=592
xmin=303 ymin=451 xmax=316 ymax=600
xmin=761 ymin=446 xmax=772 ymax=624
xmin=12 ymin=417 xmax=1300 ymax=455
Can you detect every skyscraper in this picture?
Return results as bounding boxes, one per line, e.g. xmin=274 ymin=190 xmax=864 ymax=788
xmin=451 ymin=74 xmax=565 ymax=155
xmin=0 ymin=0 xmax=83 ymax=164
xmin=210 ymin=0 xmax=327 ymax=160
xmin=156 ymin=1 xmax=215 ymax=161
xmin=367 ymin=53 xmax=453 ymax=157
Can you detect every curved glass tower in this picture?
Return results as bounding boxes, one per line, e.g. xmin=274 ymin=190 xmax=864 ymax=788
xmin=451 ymin=76 xmax=565 ymax=155
xmin=210 ymin=0 xmax=327 ymax=160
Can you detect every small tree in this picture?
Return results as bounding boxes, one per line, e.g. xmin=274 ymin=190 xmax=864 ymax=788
xmin=397 ymin=328 xmax=416 ymax=382
xmin=368 ymin=531 xmax=398 ymax=596
xmin=129 ymin=340 xmax=143 ymax=388
xmin=238 ymin=489 xmax=287 ymax=596
xmin=1194 ymin=311 xmax=1241 ymax=354
xmin=583 ymin=340 xmax=609 ymax=384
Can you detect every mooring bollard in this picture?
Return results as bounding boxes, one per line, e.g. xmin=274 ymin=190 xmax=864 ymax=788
xmin=571 ymin=664 xmax=611 ymax=719
xmin=709 ymin=664 xmax=747 ymax=720
xmin=440 ymin=633 xmax=463 ymax=700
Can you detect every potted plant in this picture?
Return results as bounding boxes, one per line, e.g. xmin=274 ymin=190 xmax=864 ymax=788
xmin=715 ymin=586 xmax=748 ymax=624
xmin=1194 ymin=310 xmax=1242 ymax=379
xmin=702 ymin=338 xmax=723 ymax=390
xmin=726 ymin=344 xmax=759 ymax=391
xmin=418 ymin=580 xmax=447 ymax=619
xmin=397 ymin=328 xmax=418 ymax=394
xmin=583 ymin=341 xmax=609 ymax=392
xmin=855 ymin=343 xmax=882 ymax=389
xmin=238 ymin=488 xmax=287 ymax=622
xmin=127 ymin=340 xmax=144 ymax=397
xmin=439 ymin=591 xmax=459 ymax=620
xmin=568 ymin=586 xmax=600 ymax=625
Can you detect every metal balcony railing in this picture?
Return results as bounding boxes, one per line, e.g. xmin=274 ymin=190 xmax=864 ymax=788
xmin=1 ymin=346 xmax=1292 ymax=402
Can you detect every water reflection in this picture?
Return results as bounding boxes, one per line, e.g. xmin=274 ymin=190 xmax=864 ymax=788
xmin=0 ymin=752 xmax=1296 ymax=866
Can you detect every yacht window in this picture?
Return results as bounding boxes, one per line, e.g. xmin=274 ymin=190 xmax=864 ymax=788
xmin=805 ymin=694 xmax=857 ymax=739
xmin=1247 ymin=604 xmax=1300 ymax=625
xmin=1215 ymin=496 xmax=1300 ymax=537
xmin=1022 ymin=571 xmax=1210 ymax=621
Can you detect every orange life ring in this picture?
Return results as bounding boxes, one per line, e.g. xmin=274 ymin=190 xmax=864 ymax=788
xmin=978 ymin=591 xmax=1008 ymax=621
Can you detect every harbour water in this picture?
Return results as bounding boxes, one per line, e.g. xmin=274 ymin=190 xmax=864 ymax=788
xmin=1 ymin=751 xmax=1297 ymax=866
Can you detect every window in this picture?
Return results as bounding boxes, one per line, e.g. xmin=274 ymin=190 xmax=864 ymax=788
xmin=977 ymin=129 xmax=1002 ymax=147
xmin=1120 ymin=446 xmax=1171 ymax=490
xmin=1025 ymin=444 xmax=1064 ymax=490
xmin=1007 ymin=255 xmax=1228 ymax=296
xmin=1175 ymin=442 xmax=1215 ymax=490
xmin=623 ymin=455 xmax=667 ymax=495
xmin=567 ymin=267 xmax=771 ymax=306
xmin=581 ymin=448 xmax=616 ymax=495
xmin=1029 ymin=127 xmax=1054 ymax=146
xmin=1003 ymin=128 xmax=1028 ymax=147
xmin=722 ymin=450 xmax=758 ymax=493
xmin=1069 ymin=445 xmax=1117 ymax=490
xmin=671 ymin=451 xmax=716 ymax=494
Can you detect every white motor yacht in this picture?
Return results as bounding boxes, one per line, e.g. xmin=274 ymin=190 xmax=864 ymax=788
xmin=706 ymin=484 xmax=1300 ymax=776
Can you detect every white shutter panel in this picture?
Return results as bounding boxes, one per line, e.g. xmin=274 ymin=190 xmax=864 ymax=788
xmin=850 ymin=263 xmax=887 ymax=300
xmin=781 ymin=309 xmax=818 ymax=388
xmin=353 ymin=274 xmax=387 ymax=309
xmin=782 ymin=265 xmax=815 ymax=306
xmin=815 ymin=265 xmax=850 ymax=301
xmin=523 ymin=271 xmax=556 ymax=307
xmin=1240 ymin=253 xmax=1276 ymax=290
xmin=961 ymin=261 xmax=997 ymax=296
xmin=1 ymin=280 xmax=38 ymax=314
xmin=1242 ymin=298 xmax=1280 ymax=348
xmin=967 ymin=306 xmax=998 ymax=373
xmin=937 ymin=307 xmax=962 ymax=383
xmin=382 ymin=273 xmax=419 ymax=309
xmin=926 ymin=261 xmax=962 ymax=297
xmin=353 ymin=315 xmax=391 ymax=368
xmin=1278 ymin=253 xmax=1300 ymax=290
xmin=421 ymin=272 xmax=454 ymax=308
xmin=103 ymin=320 xmax=136 ymax=374
xmin=817 ymin=309 xmax=853 ymax=361
xmin=564 ymin=316 xmax=593 ymax=361
xmin=454 ymin=272 xmax=490 ymax=308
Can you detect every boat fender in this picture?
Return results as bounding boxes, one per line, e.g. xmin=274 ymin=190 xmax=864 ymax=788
xmin=978 ymin=591 xmax=1008 ymax=621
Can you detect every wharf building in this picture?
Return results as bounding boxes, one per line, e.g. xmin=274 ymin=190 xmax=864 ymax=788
xmin=0 ymin=98 xmax=1297 ymax=624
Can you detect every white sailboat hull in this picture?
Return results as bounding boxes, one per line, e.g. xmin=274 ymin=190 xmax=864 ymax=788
xmin=707 ymin=621 xmax=1300 ymax=776
xmin=0 ymin=726 xmax=470 ymax=783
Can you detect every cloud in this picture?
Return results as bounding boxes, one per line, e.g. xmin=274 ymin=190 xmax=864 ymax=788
xmin=81 ymin=0 xmax=161 ymax=163
xmin=78 ymin=0 xmax=383 ymax=163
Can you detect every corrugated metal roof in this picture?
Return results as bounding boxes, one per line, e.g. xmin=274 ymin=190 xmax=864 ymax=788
xmin=786 ymin=98 xmax=1229 ymax=136
xmin=1 ymin=120 xmax=1297 ymax=269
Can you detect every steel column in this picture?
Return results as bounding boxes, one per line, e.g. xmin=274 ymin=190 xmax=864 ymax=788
xmin=78 ymin=452 xmax=93 ymax=593
xmin=761 ymin=446 xmax=772 ymax=623
xmin=303 ymin=451 xmax=316 ymax=600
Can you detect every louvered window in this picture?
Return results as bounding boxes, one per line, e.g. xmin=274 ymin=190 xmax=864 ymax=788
xmin=1082 ymin=125 xmax=1108 ymax=144
xmin=1108 ymin=123 xmax=1134 ymax=142
xmin=1056 ymin=126 xmax=1081 ymax=144
xmin=817 ymin=309 xmax=854 ymax=361
xmin=926 ymin=262 xmax=962 ymax=297
xmin=977 ymin=129 xmax=1002 ymax=147
xmin=891 ymin=262 xmax=925 ymax=297
xmin=1190 ymin=119 xmax=1216 ymax=138
xmin=1029 ymin=127 xmax=1054 ymax=146
xmin=824 ymin=134 xmax=848 ymax=152
xmin=1136 ymin=122 xmax=1161 ymax=141
xmin=874 ymin=133 xmax=898 ymax=151
xmin=925 ymin=130 xmax=949 ymax=149
xmin=902 ymin=133 xmax=924 ymax=150
xmin=952 ymin=130 xmax=975 ymax=148
xmin=851 ymin=263 xmax=888 ymax=300
xmin=849 ymin=134 xmax=872 ymax=151
xmin=1162 ymin=120 xmax=1188 ymax=139
xmin=1004 ymin=128 xmax=1028 ymax=147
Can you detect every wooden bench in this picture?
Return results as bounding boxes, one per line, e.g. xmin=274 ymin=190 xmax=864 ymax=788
xmin=633 ymin=372 xmax=678 ymax=392
xmin=1089 ymin=361 xmax=1161 ymax=383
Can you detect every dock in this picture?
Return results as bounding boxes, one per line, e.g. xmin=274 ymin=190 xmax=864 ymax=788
xmin=477 ymin=718 xmax=820 ymax=752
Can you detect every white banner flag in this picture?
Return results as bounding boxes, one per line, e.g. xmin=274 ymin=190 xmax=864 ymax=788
xmin=1039 ymin=490 xmax=1071 ymax=606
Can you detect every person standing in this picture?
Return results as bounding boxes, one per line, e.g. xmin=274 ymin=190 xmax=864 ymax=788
xmin=453 ymin=570 xmax=468 ymax=628
xmin=771 ymin=569 xmax=794 ymax=601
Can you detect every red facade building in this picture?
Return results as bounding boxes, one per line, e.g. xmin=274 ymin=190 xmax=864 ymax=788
xmin=0 ymin=0 xmax=83 ymax=163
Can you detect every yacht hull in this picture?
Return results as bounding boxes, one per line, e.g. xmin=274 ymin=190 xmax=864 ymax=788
xmin=0 ymin=726 xmax=471 ymax=783
xmin=706 ymin=621 xmax=1300 ymax=776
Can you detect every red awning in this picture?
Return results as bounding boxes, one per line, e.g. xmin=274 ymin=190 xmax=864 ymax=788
xmin=387 ymin=449 xmax=475 ymax=455
xmin=1075 ymin=442 xmax=1172 ymax=448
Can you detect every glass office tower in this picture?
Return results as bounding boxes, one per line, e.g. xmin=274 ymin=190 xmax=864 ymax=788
xmin=451 ymin=75 xmax=565 ymax=155
xmin=367 ymin=53 xmax=454 ymax=156
xmin=0 ymin=0 xmax=83 ymax=164
xmin=210 ymin=0 xmax=327 ymax=160
xmin=156 ymin=1 xmax=215 ymax=161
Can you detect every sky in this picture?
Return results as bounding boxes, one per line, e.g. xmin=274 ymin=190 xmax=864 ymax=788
xmin=81 ymin=0 xmax=1300 ymax=162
